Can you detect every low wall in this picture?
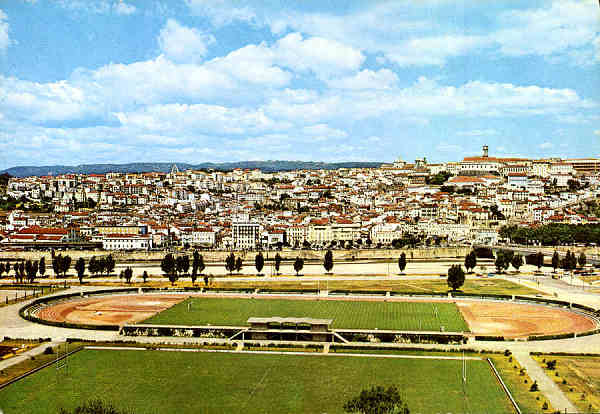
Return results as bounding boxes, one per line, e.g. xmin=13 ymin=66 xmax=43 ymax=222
xmin=0 ymin=247 xmax=472 ymax=263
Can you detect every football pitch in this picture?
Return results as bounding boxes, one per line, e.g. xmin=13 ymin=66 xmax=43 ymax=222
xmin=143 ymin=297 xmax=469 ymax=331
xmin=0 ymin=349 xmax=514 ymax=414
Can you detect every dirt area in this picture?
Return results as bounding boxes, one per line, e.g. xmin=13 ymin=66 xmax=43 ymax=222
xmin=33 ymin=293 xmax=598 ymax=338
xmin=457 ymin=302 xmax=597 ymax=338
xmin=533 ymin=355 xmax=600 ymax=412
xmin=36 ymin=294 xmax=186 ymax=326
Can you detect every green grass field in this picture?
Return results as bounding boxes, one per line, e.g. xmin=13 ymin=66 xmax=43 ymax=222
xmin=0 ymin=349 xmax=514 ymax=414
xmin=143 ymin=297 xmax=469 ymax=331
xmin=210 ymin=277 xmax=542 ymax=296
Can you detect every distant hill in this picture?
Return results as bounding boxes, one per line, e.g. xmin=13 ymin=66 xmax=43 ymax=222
xmin=1 ymin=161 xmax=383 ymax=177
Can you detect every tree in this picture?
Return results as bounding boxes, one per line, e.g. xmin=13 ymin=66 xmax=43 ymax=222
xmin=225 ymin=253 xmax=236 ymax=275
xmin=52 ymin=254 xmax=61 ymax=277
xmin=255 ymin=252 xmax=265 ymax=275
xmin=25 ymin=260 xmax=35 ymax=283
xmin=105 ymin=254 xmax=115 ymax=276
xmin=18 ymin=262 xmax=25 ymax=283
xmin=97 ymin=257 xmax=107 ymax=276
xmin=343 ymin=385 xmax=409 ymax=414
xmin=176 ymin=255 xmax=189 ymax=276
xmin=562 ymin=250 xmax=577 ymax=272
xmin=197 ymin=254 xmax=205 ymax=275
xmin=447 ymin=264 xmax=465 ymax=291
xmin=39 ymin=256 xmax=46 ymax=277
xmin=142 ymin=271 xmax=148 ymax=284
xmin=60 ymin=255 xmax=71 ymax=277
xmin=578 ymin=252 xmax=586 ymax=268
xmin=535 ymin=252 xmax=544 ymax=271
xmin=235 ymin=257 xmax=243 ymax=273
xmin=511 ymin=254 xmax=523 ymax=273
xmin=123 ymin=267 xmax=133 ymax=284
xmin=551 ymin=251 xmax=560 ymax=272
xmin=88 ymin=256 xmax=96 ymax=276
xmin=464 ymin=251 xmax=477 ymax=273
xmin=323 ymin=250 xmax=334 ymax=273
xmin=161 ymin=253 xmax=177 ymax=286
xmin=75 ymin=257 xmax=86 ymax=283
xmin=293 ymin=256 xmax=304 ymax=276
xmin=495 ymin=254 xmax=506 ymax=273
xmin=274 ymin=253 xmax=282 ymax=275
xmin=191 ymin=251 xmax=201 ymax=284
xmin=0 ymin=262 xmax=4 ymax=278
xmin=397 ymin=253 xmax=406 ymax=274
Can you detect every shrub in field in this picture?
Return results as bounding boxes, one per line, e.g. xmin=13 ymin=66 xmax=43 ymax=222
xmin=344 ymin=385 xmax=409 ymax=414
xmin=58 ymin=399 xmax=135 ymax=414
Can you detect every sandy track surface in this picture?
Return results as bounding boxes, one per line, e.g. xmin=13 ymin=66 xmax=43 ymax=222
xmin=34 ymin=293 xmax=598 ymax=338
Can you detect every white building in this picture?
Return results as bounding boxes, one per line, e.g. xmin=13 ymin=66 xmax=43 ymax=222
xmin=232 ymin=220 xmax=261 ymax=250
xmin=102 ymin=234 xmax=152 ymax=250
xmin=180 ymin=228 xmax=216 ymax=247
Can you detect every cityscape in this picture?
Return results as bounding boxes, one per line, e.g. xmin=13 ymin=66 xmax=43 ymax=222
xmin=2 ymin=145 xmax=600 ymax=252
xmin=1 ymin=1 xmax=600 ymax=414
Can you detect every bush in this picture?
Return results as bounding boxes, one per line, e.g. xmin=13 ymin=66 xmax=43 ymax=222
xmin=58 ymin=399 xmax=135 ymax=414
xmin=542 ymin=401 xmax=548 ymax=410
xmin=43 ymin=346 xmax=54 ymax=355
xmin=546 ymin=360 xmax=557 ymax=370
xmin=504 ymin=349 xmax=512 ymax=356
xmin=530 ymin=381 xmax=539 ymax=392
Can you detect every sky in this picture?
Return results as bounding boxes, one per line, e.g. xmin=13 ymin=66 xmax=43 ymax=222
xmin=0 ymin=0 xmax=599 ymax=170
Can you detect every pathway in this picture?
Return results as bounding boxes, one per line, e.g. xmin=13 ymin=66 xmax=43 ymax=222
xmin=512 ymin=350 xmax=577 ymax=413
xmin=0 ymin=340 xmax=62 ymax=371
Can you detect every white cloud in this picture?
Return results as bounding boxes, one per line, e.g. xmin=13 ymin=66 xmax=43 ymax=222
xmin=327 ymin=69 xmax=398 ymax=90
xmin=205 ymin=43 xmax=291 ymax=87
xmin=115 ymin=103 xmax=291 ymax=136
xmin=539 ymin=142 xmax=554 ymax=149
xmin=273 ymin=33 xmax=364 ymax=78
xmin=113 ymin=1 xmax=136 ymax=15
xmin=0 ymin=9 xmax=12 ymax=52
xmin=266 ymin=1 xmax=600 ymax=67
xmin=57 ymin=1 xmax=137 ymax=16
xmin=595 ymin=130 xmax=600 ymax=136
xmin=158 ymin=19 xmax=215 ymax=63
xmin=302 ymin=124 xmax=347 ymax=140
xmin=495 ymin=0 xmax=599 ymax=65
xmin=185 ymin=0 xmax=255 ymax=26
xmin=265 ymin=76 xmax=594 ymax=125
xmin=386 ymin=35 xmax=490 ymax=67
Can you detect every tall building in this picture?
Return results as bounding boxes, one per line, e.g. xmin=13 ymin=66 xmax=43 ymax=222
xmin=232 ymin=219 xmax=261 ymax=250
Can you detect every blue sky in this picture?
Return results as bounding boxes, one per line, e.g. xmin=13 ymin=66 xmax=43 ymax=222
xmin=0 ymin=0 xmax=599 ymax=170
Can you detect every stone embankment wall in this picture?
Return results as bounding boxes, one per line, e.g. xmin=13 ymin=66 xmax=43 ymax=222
xmin=0 ymin=247 xmax=471 ymax=263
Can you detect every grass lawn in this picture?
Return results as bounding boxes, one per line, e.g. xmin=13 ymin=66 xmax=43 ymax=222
xmin=0 ymin=349 xmax=514 ymax=414
xmin=490 ymin=355 xmax=554 ymax=414
xmin=143 ymin=297 xmax=469 ymax=331
xmin=533 ymin=355 xmax=600 ymax=412
xmin=206 ymin=278 xmax=542 ymax=296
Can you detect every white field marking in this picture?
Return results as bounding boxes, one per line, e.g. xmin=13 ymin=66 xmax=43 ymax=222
xmin=241 ymin=366 xmax=273 ymax=409
xmin=82 ymin=346 xmax=482 ymax=360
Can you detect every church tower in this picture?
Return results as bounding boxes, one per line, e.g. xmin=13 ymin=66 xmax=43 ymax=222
xmin=482 ymin=145 xmax=489 ymax=158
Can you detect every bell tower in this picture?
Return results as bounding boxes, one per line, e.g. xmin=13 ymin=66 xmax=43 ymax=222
xmin=482 ymin=145 xmax=489 ymax=158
